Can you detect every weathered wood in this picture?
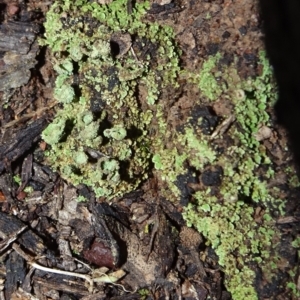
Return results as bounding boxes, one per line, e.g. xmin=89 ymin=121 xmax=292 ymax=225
xmin=0 ymin=118 xmax=48 ymax=174
xmin=0 ymin=211 xmax=24 ymax=236
xmin=0 ymin=68 xmax=31 ymax=90
xmin=0 ymin=21 xmax=39 ymax=91
xmin=0 ymin=21 xmax=38 ymax=54
xmin=33 ymin=276 xmax=89 ymax=296
xmin=0 ymin=212 xmax=46 ymax=255
xmin=5 ymin=251 xmax=26 ymax=299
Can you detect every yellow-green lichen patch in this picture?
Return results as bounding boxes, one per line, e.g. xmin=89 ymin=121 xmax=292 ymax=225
xmin=153 ymin=52 xmax=283 ymax=299
xmin=41 ymin=0 xmax=180 ymax=198
xmin=197 ymin=53 xmax=223 ymax=101
xmin=42 ymin=0 xmax=289 ymax=297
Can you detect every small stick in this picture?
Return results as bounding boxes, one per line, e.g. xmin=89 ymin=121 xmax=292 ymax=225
xmin=12 ymin=243 xmax=94 ymax=289
xmin=12 ymin=244 xmax=136 ymax=294
xmin=210 ymin=115 xmax=235 ymax=140
xmin=3 ymin=102 xmax=57 ymax=128
xmin=130 ymin=47 xmax=143 ymax=66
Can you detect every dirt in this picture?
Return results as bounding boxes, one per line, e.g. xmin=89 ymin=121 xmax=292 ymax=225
xmin=0 ymin=0 xmax=300 ymax=299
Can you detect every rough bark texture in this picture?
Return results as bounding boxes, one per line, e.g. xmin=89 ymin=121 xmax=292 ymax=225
xmin=0 ymin=21 xmax=39 ymax=91
xmin=259 ymin=0 xmax=300 ymax=165
xmin=0 ymin=117 xmax=48 ymax=174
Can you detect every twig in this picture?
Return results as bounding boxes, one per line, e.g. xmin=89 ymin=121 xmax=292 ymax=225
xmin=276 ymin=216 xmax=299 ymax=224
xmin=74 ymin=257 xmax=92 ymax=271
xmin=130 ymin=47 xmax=143 ymax=67
xmin=210 ymin=114 xmax=235 ymax=140
xmin=0 ymin=291 xmax=5 ymax=300
xmin=92 ymin=270 xmax=135 ymax=293
xmin=3 ymin=102 xmax=57 ymax=128
xmin=12 ymin=243 xmax=94 ymax=289
xmin=12 ymin=243 xmax=137 ymax=294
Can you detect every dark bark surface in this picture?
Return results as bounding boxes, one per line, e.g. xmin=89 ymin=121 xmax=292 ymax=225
xmin=0 ymin=21 xmax=39 ymax=91
xmin=0 ymin=117 xmax=48 ymax=174
xmin=260 ymin=0 xmax=300 ymax=165
xmin=5 ymin=251 xmax=26 ymax=299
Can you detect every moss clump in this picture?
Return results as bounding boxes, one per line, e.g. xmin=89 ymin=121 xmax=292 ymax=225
xmin=41 ymin=0 xmax=180 ymax=198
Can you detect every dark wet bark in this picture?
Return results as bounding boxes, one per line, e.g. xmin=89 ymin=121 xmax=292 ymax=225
xmin=5 ymin=251 xmax=26 ymax=299
xmin=0 ymin=212 xmax=46 ymax=254
xmin=259 ymin=0 xmax=300 ymax=166
xmin=0 ymin=118 xmax=48 ymax=174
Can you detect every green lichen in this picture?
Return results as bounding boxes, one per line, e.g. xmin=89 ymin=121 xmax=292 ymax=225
xmin=41 ymin=0 xmax=180 ymax=198
xmin=42 ymin=0 xmax=291 ymax=298
xmin=13 ymin=175 xmax=21 ymax=185
xmin=104 ymin=126 xmax=127 ymax=141
xmin=42 ymin=118 xmax=66 ymax=146
xmin=198 ymin=53 xmax=223 ymax=101
xmin=153 ymin=52 xmax=283 ymax=299
xmin=76 ymin=195 xmax=87 ymax=202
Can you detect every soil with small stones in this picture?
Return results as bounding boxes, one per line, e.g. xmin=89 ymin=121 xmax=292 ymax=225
xmin=0 ymin=0 xmax=300 ymax=300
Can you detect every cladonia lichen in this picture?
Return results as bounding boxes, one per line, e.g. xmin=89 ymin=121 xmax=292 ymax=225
xmin=42 ymin=0 xmax=292 ymax=298
xmin=41 ymin=0 xmax=179 ymax=198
